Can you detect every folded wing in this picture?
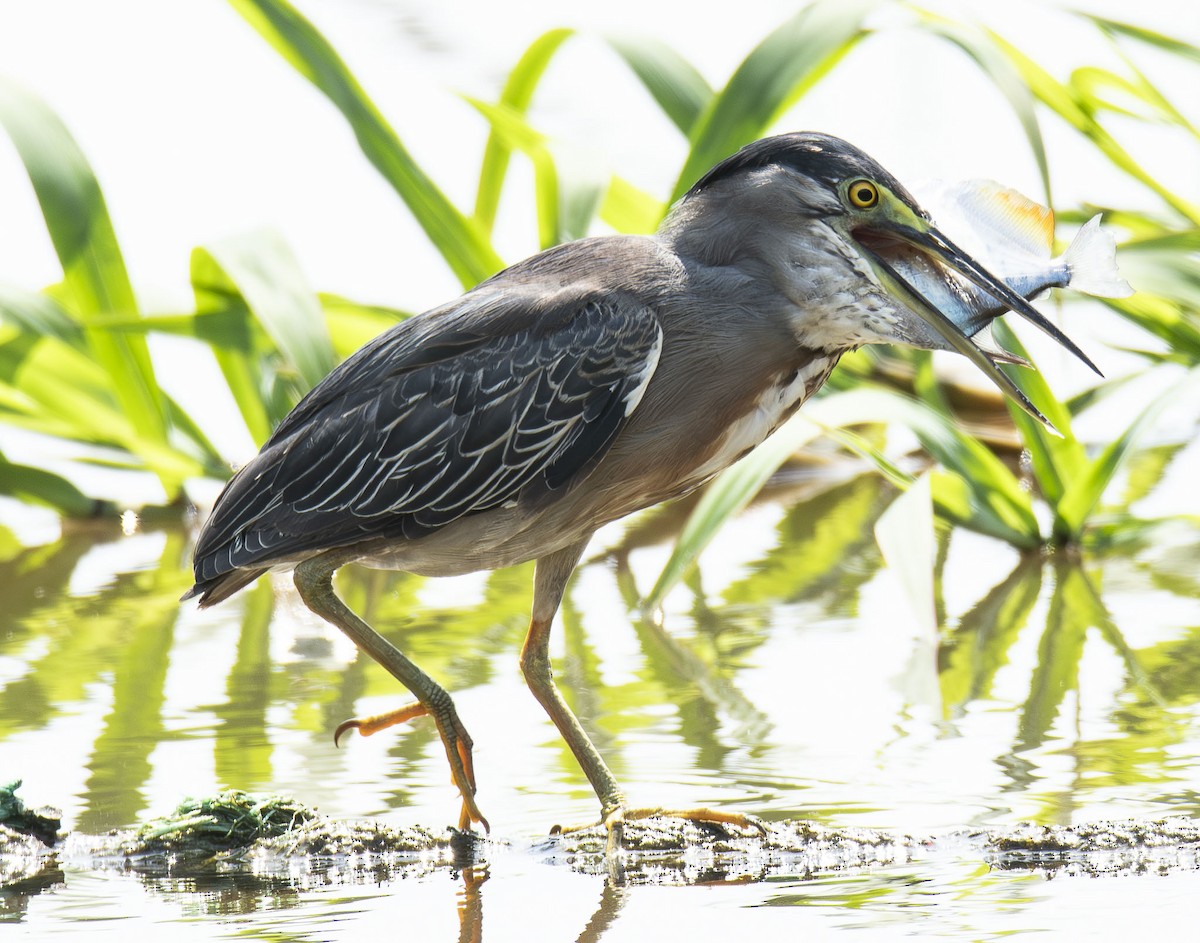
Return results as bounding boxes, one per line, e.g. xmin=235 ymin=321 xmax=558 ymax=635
xmin=188 ymin=293 xmax=663 ymax=600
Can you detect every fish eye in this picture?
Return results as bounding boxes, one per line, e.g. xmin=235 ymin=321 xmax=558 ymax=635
xmin=847 ymin=179 xmax=879 ymax=209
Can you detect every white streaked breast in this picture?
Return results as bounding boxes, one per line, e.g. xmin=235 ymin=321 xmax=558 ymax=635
xmin=687 ymin=355 xmax=835 ymax=484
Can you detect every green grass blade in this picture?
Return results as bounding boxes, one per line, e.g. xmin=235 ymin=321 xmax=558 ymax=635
xmin=200 ymin=231 xmax=335 ymax=392
xmin=0 ymin=285 xmax=82 ymax=346
xmin=468 ymin=98 xmax=607 ymax=247
xmin=228 ymin=0 xmax=503 ymax=287
xmin=669 ymin=0 xmax=877 ymax=204
xmin=989 ymin=320 xmax=1085 ymax=510
xmin=466 ymin=98 xmax=562 ymax=248
xmin=0 ymin=78 xmax=180 ymax=491
xmin=834 ymin=387 xmax=1041 ymax=545
xmin=917 ymin=13 xmax=1051 ymax=203
xmin=1079 ymin=14 xmax=1200 ymax=64
xmin=474 ymin=28 xmax=575 ymax=233
xmin=1065 ymin=373 xmax=1140 ymax=417
xmin=189 ymin=248 xmax=277 ymax=446
xmin=318 ymin=293 xmax=408 ymax=357
xmin=605 ymin=35 xmax=714 ymax=135
xmin=645 ymin=380 xmax=1039 ymax=608
xmin=1056 ymin=366 xmax=1200 ymax=538
xmin=0 ymin=334 xmax=204 ymax=481
xmin=987 ymin=30 xmax=1200 ymax=225
xmin=0 ymin=453 xmax=102 ymax=516
xmin=599 ymin=177 xmax=664 ymax=234
xmin=1070 ymin=65 xmax=1199 ymax=136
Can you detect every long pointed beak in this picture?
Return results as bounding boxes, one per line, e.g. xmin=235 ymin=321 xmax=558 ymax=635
xmin=884 ymin=222 xmax=1102 ymax=377
xmin=859 ymin=242 xmax=1059 ymax=431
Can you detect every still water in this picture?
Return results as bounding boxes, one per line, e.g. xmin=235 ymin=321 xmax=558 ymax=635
xmin=3 ymin=465 xmax=1199 ymax=939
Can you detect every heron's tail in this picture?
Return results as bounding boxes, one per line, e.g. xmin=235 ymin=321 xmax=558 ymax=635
xmin=181 ymin=567 xmax=269 ymax=607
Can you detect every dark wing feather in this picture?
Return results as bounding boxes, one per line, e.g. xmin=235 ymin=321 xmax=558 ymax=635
xmin=189 ymin=294 xmax=662 ymax=593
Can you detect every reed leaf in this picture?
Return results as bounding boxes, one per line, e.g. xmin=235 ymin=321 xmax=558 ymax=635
xmin=0 ymin=452 xmax=100 ymax=517
xmin=1056 ymin=366 xmax=1200 ymax=538
xmin=0 ymin=285 xmax=81 ymax=345
xmin=0 ymin=78 xmax=182 ymax=492
xmin=987 ymin=30 xmax=1200 ymax=224
xmin=474 ymin=28 xmax=575 ymax=233
xmin=644 ymin=380 xmax=1040 ymax=608
xmin=318 ymin=293 xmax=409 ymax=357
xmin=599 ymin=177 xmax=664 ymax=234
xmin=0 ymin=333 xmax=204 ymax=481
xmin=1080 ymin=14 xmax=1200 ymax=64
xmin=201 ymin=231 xmax=334 ymax=392
xmin=918 ymin=14 xmax=1051 ymax=203
xmin=643 ymin=399 xmax=824 ymax=608
xmin=228 ymin=0 xmax=503 ymax=288
xmin=989 ymin=320 xmax=1085 ymax=509
xmin=606 ymin=35 xmax=714 ymax=136
xmin=669 ymin=0 xmax=877 ymax=203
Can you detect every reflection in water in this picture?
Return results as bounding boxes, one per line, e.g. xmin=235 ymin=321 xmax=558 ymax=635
xmin=575 ymin=878 xmax=628 ymax=943
xmin=456 ymin=866 xmax=486 ymax=943
xmin=4 ymin=478 xmax=1200 ymax=934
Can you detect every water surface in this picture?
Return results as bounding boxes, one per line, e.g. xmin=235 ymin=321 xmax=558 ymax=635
xmin=3 ymin=466 xmax=1200 ymax=938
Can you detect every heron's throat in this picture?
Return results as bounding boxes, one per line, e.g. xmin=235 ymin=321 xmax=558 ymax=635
xmin=774 ymin=222 xmax=906 ymax=353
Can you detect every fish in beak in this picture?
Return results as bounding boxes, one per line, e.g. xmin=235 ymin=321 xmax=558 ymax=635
xmin=852 ymin=180 xmax=1129 ymax=430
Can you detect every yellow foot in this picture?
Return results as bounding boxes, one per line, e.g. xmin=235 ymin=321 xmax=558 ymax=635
xmin=332 ymin=699 xmax=490 ymax=834
xmin=333 ymin=701 xmax=430 ymax=746
xmin=554 ymin=806 xmax=767 ymax=854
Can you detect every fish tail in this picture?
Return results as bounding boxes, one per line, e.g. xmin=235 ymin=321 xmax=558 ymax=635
xmin=1063 ymin=215 xmax=1133 ymax=298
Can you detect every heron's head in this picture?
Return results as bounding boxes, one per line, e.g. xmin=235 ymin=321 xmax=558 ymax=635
xmin=665 ymin=132 xmax=1096 ymax=423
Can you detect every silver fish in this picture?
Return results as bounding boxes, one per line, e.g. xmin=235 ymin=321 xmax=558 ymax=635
xmin=891 ymin=179 xmax=1132 ymax=362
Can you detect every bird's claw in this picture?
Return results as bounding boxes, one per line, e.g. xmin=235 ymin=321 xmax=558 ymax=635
xmin=332 ymin=699 xmax=490 ymax=833
xmin=333 ymin=701 xmax=431 ymax=747
xmin=552 ymin=805 xmax=767 ymax=854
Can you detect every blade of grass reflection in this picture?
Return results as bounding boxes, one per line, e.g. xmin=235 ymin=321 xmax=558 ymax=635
xmin=1068 ymin=563 xmax=1164 ymax=708
xmin=721 ymin=475 xmax=888 ymax=610
xmin=629 ymin=605 xmax=773 ymax=753
xmin=0 ymin=529 xmax=173 ymax=737
xmin=938 ymin=556 xmax=1042 ymax=712
xmin=559 ymin=588 xmax=620 ymax=767
xmin=212 ymin=580 xmax=276 ymax=790
xmin=321 ymin=565 xmax=539 ymax=809
xmin=0 ymin=534 xmax=92 ymax=657
xmin=79 ymin=529 xmax=189 ymax=832
xmin=1012 ymin=561 xmax=1096 ymax=760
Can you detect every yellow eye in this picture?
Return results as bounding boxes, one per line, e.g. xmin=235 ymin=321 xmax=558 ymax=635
xmin=848 ymin=179 xmax=879 ymax=208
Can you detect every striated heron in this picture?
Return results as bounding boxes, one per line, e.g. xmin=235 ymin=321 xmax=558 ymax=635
xmin=183 ymin=132 xmax=1094 ymax=840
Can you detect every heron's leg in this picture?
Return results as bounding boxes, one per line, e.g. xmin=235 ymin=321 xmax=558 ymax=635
xmin=294 ymin=555 xmax=489 ymax=832
xmin=520 ymin=541 xmax=628 ymax=822
xmin=522 ymin=544 xmax=765 ymax=850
